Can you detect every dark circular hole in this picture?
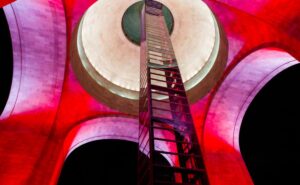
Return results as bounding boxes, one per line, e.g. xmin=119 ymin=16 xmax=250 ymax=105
xmin=121 ymin=1 xmax=174 ymax=45
xmin=240 ymin=64 xmax=300 ymax=184
xmin=0 ymin=8 xmax=13 ymax=116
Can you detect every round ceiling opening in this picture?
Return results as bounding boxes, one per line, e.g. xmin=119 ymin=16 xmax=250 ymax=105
xmin=122 ymin=1 xmax=174 ymax=45
xmin=71 ymin=0 xmax=228 ymax=115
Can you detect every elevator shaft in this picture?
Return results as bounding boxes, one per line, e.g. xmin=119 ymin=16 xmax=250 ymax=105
xmin=138 ymin=1 xmax=209 ymax=185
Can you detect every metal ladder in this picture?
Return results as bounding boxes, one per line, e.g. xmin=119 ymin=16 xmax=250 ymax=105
xmin=138 ymin=1 xmax=209 ymax=185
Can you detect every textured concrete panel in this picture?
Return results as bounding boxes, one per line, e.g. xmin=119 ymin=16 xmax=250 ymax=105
xmin=203 ymin=48 xmax=298 ymax=185
xmin=0 ymin=0 xmax=66 ymax=184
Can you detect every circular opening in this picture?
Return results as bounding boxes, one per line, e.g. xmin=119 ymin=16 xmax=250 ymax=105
xmin=121 ymin=1 xmax=174 ymax=45
xmin=73 ymin=0 xmax=226 ymax=114
xmin=0 ymin=8 xmax=13 ymax=116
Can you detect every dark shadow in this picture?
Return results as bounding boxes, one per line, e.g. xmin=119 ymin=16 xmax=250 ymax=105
xmin=57 ymin=140 xmax=171 ymax=185
xmin=57 ymin=140 xmax=140 ymax=185
xmin=0 ymin=8 xmax=13 ymax=115
xmin=240 ymin=64 xmax=300 ymax=184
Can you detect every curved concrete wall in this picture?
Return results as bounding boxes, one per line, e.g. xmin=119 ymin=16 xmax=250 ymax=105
xmin=203 ymin=48 xmax=298 ymax=185
xmin=0 ymin=1 xmax=66 ymax=184
xmin=1 ymin=1 xmax=66 ymax=126
xmin=51 ymin=116 xmax=178 ymax=185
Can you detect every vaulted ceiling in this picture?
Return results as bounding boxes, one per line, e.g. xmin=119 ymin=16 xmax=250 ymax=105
xmin=0 ymin=0 xmax=299 ymax=184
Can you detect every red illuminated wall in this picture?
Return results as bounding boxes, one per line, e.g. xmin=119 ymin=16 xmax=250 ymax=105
xmin=0 ymin=0 xmax=15 ymax=8
xmin=0 ymin=0 xmax=299 ymax=184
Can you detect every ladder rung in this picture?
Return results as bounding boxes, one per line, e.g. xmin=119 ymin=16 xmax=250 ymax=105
xmin=146 ymin=30 xmax=165 ymax=35
xmin=152 ymin=124 xmax=193 ymax=136
xmin=153 ymin=137 xmax=194 ymax=145
xmin=147 ymin=42 xmax=171 ymax=48
xmin=147 ymin=33 xmax=168 ymax=40
xmin=151 ymin=85 xmax=186 ymax=95
xmin=146 ymin=26 xmax=165 ymax=32
xmin=151 ymin=91 xmax=188 ymax=100
xmin=148 ymin=45 xmax=172 ymax=51
xmin=152 ymin=99 xmax=189 ymax=107
xmin=148 ymin=53 xmax=173 ymax=60
xmin=146 ymin=30 xmax=166 ymax=36
xmin=149 ymin=58 xmax=172 ymax=63
xmin=152 ymin=125 xmax=176 ymax=132
xmin=152 ymin=106 xmax=191 ymax=115
xmin=146 ymin=26 xmax=165 ymax=31
xmin=150 ymin=78 xmax=184 ymax=86
xmin=154 ymin=150 xmax=201 ymax=158
xmin=146 ymin=23 xmax=164 ymax=28
xmin=147 ymin=38 xmax=170 ymax=45
xmin=148 ymin=55 xmax=173 ymax=61
xmin=147 ymin=41 xmax=169 ymax=48
xmin=150 ymin=68 xmax=180 ymax=75
xmin=152 ymin=124 xmax=194 ymax=135
xmin=148 ymin=48 xmax=173 ymax=54
xmin=152 ymin=116 xmax=192 ymax=126
xmin=150 ymin=72 xmax=182 ymax=80
xmin=147 ymin=33 xmax=166 ymax=38
xmin=148 ymin=46 xmax=174 ymax=54
xmin=153 ymin=164 xmax=205 ymax=174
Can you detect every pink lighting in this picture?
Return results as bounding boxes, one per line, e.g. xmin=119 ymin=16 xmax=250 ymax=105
xmin=203 ymin=48 xmax=298 ymax=185
xmin=0 ymin=0 xmax=299 ymax=184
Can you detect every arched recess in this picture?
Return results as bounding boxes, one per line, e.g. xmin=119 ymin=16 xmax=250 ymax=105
xmin=1 ymin=1 xmax=66 ymax=122
xmin=0 ymin=8 xmax=13 ymax=115
xmin=50 ymin=116 xmax=176 ymax=185
xmin=240 ymin=64 xmax=300 ymax=184
xmin=0 ymin=5 xmax=21 ymax=119
xmin=203 ymin=48 xmax=298 ymax=185
xmin=57 ymin=139 xmax=144 ymax=185
xmin=0 ymin=1 xmax=66 ymax=184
